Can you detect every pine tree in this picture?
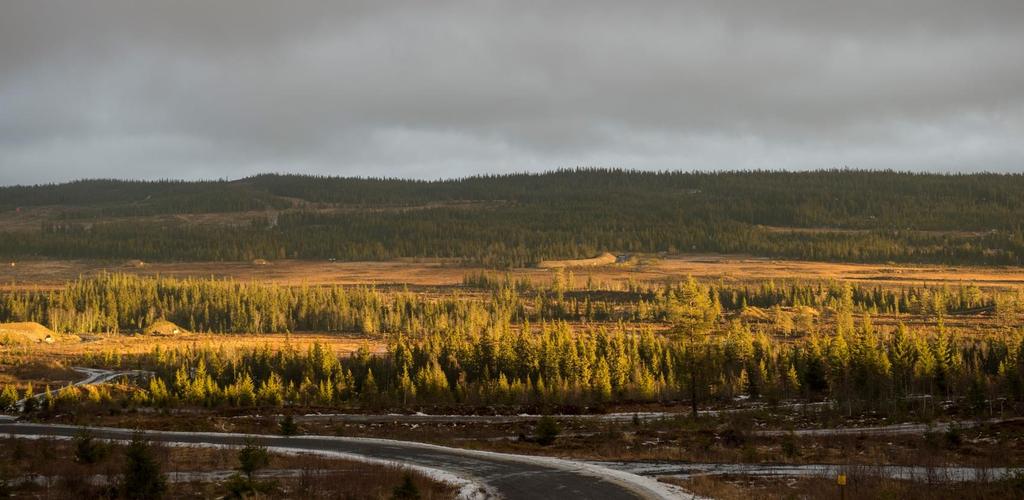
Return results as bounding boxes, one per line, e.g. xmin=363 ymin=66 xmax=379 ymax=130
xmin=0 ymin=385 xmax=17 ymax=411
xmin=398 ymin=368 xmax=416 ymax=405
xmin=361 ymin=369 xmax=379 ymax=404
xmin=785 ymin=364 xmax=800 ymax=397
xmin=122 ymin=432 xmax=166 ymax=499
xmin=592 ymin=358 xmax=613 ymax=402
xmin=257 ymin=372 xmax=285 ymax=406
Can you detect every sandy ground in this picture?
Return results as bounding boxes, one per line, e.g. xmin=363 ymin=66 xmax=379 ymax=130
xmin=2 ymin=255 xmax=1023 ymax=290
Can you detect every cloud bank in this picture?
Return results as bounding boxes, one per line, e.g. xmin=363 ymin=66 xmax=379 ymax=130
xmin=1 ymin=0 xmax=1022 ymax=184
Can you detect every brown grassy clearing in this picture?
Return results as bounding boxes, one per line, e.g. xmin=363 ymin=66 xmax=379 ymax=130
xmin=3 ymin=254 xmax=1023 ymax=291
xmin=444 ymin=419 xmax=1024 ymax=467
xmin=538 ymin=252 xmax=618 ymax=268
xmin=0 ymin=359 xmax=81 ymax=386
xmin=35 ymin=412 xmax=1024 ymax=472
xmin=65 ymin=332 xmax=379 ymax=357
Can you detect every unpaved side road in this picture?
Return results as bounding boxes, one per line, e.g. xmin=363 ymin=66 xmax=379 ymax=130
xmin=3 ymin=366 xmax=153 ymax=415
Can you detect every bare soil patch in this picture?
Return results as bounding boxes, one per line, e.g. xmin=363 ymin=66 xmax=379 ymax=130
xmin=142 ymin=319 xmax=189 ymax=336
xmin=538 ymin=252 xmax=618 ymax=268
xmin=0 ymin=321 xmax=79 ymax=344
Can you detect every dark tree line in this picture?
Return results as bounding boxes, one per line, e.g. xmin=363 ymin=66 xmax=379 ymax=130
xmin=2 ymin=169 xmax=1024 ymax=266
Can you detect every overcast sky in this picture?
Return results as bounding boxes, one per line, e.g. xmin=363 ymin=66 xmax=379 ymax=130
xmin=1 ymin=1 xmax=1022 ymax=185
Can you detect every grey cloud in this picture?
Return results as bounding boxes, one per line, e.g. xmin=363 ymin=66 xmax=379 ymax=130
xmin=1 ymin=0 xmax=1023 ymax=184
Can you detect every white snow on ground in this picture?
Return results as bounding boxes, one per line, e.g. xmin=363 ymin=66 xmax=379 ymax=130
xmin=286 ymin=411 xmax=677 ymax=423
xmin=510 ymin=455 xmax=705 ymax=500
xmin=754 ymin=417 xmax=1024 ymax=437
xmin=592 ymin=461 xmax=1024 ymax=483
xmin=285 ymin=434 xmax=702 ymax=499
xmin=265 ymin=401 xmax=834 ymax=424
xmin=267 ymin=448 xmax=495 ymax=500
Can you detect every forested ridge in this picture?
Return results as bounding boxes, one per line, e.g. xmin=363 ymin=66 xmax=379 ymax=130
xmin=2 ymin=169 xmax=1024 ymax=266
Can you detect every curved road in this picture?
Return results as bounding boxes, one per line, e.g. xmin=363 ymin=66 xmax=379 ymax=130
xmin=0 ymin=422 xmax=690 ymax=500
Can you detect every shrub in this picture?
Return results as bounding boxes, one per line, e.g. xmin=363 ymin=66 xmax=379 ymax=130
xmin=781 ymin=432 xmax=800 ymax=458
xmin=945 ymin=425 xmax=962 ymax=449
xmin=391 ymin=473 xmax=421 ymax=500
xmin=237 ymin=440 xmax=270 ymax=480
xmin=535 ymin=416 xmax=560 ymax=446
xmin=279 ymin=415 xmax=299 ymax=436
xmin=74 ymin=429 xmax=109 ymax=464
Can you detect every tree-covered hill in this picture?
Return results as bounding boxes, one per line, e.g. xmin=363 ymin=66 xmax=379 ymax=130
xmin=1 ymin=169 xmax=1022 ymax=266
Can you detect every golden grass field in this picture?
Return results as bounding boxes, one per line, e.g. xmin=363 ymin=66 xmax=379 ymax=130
xmin=42 ymin=332 xmax=381 ymax=356
xmin=3 ymin=254 xmax=1023 ymax=290
xmin=537 ymin=252 xmax=618 ymax=269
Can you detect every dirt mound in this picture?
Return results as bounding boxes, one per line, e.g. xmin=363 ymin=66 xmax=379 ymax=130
xmin=0 ymin=322 xmax=79 ymax=344
xmin=538 ymin=252 xmax=618 ymax=269
xmin=144 ymin=319 xmax=189 ymax=336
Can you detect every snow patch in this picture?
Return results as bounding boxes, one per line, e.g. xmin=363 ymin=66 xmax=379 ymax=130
xmin=287 ymin=434 xmax=700 ymax=499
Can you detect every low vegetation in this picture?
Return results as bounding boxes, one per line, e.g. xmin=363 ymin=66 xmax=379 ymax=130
xmin=0 ymin=434 xmax=454 ymax=499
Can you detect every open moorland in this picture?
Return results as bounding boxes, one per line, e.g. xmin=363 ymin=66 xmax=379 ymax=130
xmin=5 ymin=253 xmax=1024 ymax=291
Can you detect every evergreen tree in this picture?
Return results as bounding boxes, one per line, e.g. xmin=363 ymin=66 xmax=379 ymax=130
xmin=122 ymin=432 xmax=167 ymax=500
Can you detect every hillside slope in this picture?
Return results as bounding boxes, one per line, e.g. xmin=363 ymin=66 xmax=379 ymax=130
xmin=1 ymin=169 xmax=1022 ymax=267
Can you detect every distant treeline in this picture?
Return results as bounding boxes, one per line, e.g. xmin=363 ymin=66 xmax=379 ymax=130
xmin=2 ymin=169 xmax=1024 ymax=266
xmin=1 ymin=273 xmax=1020 ymax=335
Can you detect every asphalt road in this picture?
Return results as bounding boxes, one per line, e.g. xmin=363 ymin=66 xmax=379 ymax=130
xmin=0 ymin=422 xmax=685 ymax=500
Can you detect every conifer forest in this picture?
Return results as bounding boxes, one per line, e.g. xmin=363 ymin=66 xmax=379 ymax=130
xmin=2 ymin=170 xmax=1024 ymax=499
